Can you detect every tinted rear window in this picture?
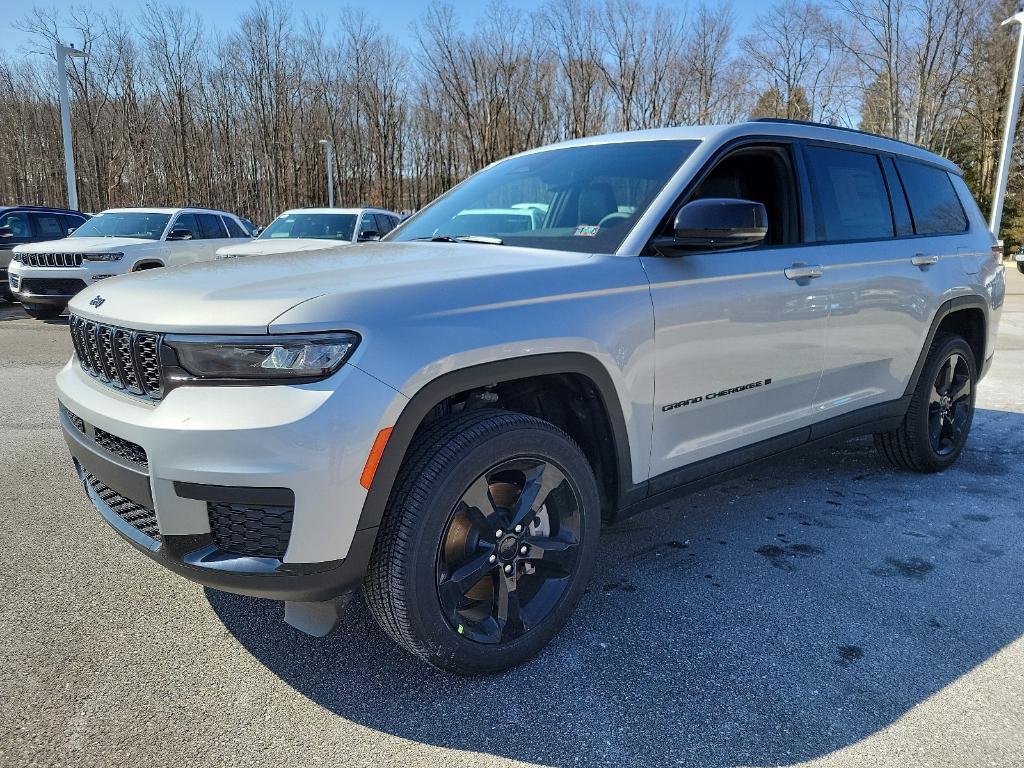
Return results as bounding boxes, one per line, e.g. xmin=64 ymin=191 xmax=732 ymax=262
xmin=804 ymin=146 xmax=893 ymax=242
xmin=895 ymin=159 xmax=968 ymax=235
xmin=197 ymin=213 xmax=227 ymax=239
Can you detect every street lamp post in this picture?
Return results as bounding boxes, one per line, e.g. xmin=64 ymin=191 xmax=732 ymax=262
xmin=318 ymin=139 xmax=334 ymax=207
xmin=56 ymin=42 xmax=87 ymax=211
xmin=990 ymin=5 xmax=1024 ymax=238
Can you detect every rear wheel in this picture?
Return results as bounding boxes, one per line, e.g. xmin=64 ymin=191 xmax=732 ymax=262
xmin=22 ymin=302 xmax=64 ymax=320
xmin=1016 ymin=261 xmax=1023 ymax=274
xmin=364 ymin=409 xmax=600 ymax=674
xmin=874 ymin=333 xmax=976 ymax=472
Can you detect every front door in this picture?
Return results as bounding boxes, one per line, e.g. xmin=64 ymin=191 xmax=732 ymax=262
xmin=640 ymin=142 xmax=828 ymax=482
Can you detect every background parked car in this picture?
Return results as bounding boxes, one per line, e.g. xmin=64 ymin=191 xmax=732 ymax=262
xmin=216 ymin=208 xmax=400 ymax=258
xmin=9 ymin=206 xmax=249 ymax=319
xmin=0 ymin=205 xmax=90 ymax=302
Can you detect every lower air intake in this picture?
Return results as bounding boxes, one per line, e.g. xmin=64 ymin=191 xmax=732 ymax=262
xmin=207 ymin=502 xmax=294 ymax=559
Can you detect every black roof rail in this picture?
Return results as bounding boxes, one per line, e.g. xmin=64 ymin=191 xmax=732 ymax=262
xmin=0 ymin=204 xmax=86 ymax=214
xmin=748 ymin=117 xmax=928 ymax=152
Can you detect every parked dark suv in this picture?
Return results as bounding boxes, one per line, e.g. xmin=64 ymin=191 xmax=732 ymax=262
xmin=0 ymin=205 xmax=90 ymax=302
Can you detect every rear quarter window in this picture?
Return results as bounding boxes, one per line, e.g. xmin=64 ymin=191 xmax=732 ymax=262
xmin=804 ymin=145 xmax=894 ymax=242
xmin=895 ymin=159 xmax=968 ymax=235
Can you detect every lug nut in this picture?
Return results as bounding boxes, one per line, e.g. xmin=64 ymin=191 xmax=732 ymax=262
xmin=503 ymin=564 xmax=513 ymax=574
xmin=520 ymin=545 xmax=528 ymax=555
xmin=488 ymin=554 xmax=497 ymax=564
xmin=495 ymin=529 xmax=504 ymax=538
xmin=514 ymin=524 xmax=523 ymax=533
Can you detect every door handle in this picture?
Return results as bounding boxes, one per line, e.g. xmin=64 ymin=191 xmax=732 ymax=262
xmin=784 ymin=264 xmax=823 ymax=281
xmin=911 ymin=253 xmax=939 ymax=267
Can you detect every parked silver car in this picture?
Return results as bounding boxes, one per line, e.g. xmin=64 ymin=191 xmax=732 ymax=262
xmin=56 ymin=119 xmax=1003 ymax=674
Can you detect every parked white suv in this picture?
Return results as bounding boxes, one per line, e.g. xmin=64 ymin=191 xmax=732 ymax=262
xmin=217 ymin=208 xmax=401 ymax=258
xmin=10 ymin=207 xmax=250 ymax=319
xmin=56 ymin=120 xmax=1004 ymax=674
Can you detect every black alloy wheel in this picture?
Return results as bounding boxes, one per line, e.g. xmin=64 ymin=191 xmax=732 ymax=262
xmin=927 ymin=351 xmax=972 ymax=457
xmin=874 ymin=333 xmax=976 ymax=473
xmin=364 ymin=408 xmax=600 ymax=674
xmin=436 ymin=457 xmax=581 ymax=645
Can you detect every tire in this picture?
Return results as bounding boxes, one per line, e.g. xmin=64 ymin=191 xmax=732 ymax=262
xmin=22 ymin=302 xmax=65 ymax=320
xmin=1016 ymin=261 xmax=1023 ymax=274
xmin=874 ymin=333 xmax=976 ymax=473
xmin=364 ymin=408 xmax=600 ymax=675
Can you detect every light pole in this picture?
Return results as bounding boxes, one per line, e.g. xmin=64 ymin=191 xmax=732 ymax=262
xmin=990 ymin=5 xmax=1024 ymax=238
xmin=318 ymin=139 xmax=334 ymax=207
xmin=56 ymin=42 xmax=87 ymax=211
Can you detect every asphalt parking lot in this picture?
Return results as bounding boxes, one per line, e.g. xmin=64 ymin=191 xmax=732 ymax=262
xmin=2 ymin=269 xmax=1023 ymax=768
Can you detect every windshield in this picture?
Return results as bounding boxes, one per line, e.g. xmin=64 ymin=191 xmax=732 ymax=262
xmin=390 ymin=140 xmax=700 ymax=253
xmin=258 ymin=213 xmax=358 ymax=241
xmin=69 ymin=212 xmax=171 ymax=240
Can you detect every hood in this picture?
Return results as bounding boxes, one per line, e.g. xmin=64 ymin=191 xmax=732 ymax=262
xmin=66 ymin=241 xmax=593 ymax=334
xmin=14 ymin=236 xmax=154 ymax=253
xmin=216 ymin=239 xmax=352 ymax=258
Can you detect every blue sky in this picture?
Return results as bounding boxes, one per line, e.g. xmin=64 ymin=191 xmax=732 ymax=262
xmin=2 ymin=0 xmax=764 ymax=58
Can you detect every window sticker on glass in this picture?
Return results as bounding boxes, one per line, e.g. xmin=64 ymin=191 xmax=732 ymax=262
xmin=574 ymin=225 xmax=600 ymax=237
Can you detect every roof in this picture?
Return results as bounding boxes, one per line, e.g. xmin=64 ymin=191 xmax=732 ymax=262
xmin=275 ymin=207 xmax=398 ymax=216
xmin=0 ymin=204 xmax=88 ymax=215
xmin=519 ymin=120 xmax=960 ymax=174
xmin=98 ymin=207 xmax=240 ymax=216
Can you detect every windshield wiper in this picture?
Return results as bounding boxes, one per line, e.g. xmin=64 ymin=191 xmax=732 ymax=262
xmin=410 ymin=235 xmax=504 ymax=245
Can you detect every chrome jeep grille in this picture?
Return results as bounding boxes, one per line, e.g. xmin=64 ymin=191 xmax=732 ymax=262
xmin=69 ymin=314 xmax=164 ymax=399
xmin=21 ymin=252 xmax=84 ymax=267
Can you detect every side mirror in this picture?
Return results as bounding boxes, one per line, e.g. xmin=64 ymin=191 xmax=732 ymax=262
xmin=252 ymin=227 xmax=262 ymax=237
xmin=167 ymin=228 xmax=194 ymax=241
xmin=0 ymin=226 xmax=12 ymax=239
xmin=358 ymin=230 xmax=380 ymax=242
xmin=665 ymin=198 xmax=768 ymax=253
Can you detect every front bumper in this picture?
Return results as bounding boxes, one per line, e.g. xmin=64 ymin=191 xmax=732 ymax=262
xmin=57 ymin=358 xmax=407 ymax=601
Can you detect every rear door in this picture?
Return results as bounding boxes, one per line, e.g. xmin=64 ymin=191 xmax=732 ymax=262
xmin=29 ymin=211 xmax=69 ymax=242
xmin=802 ymin=144 xmax=963 ymax=418
xmin=641 ymin=141 xmax=828 ymax=481
xmin=195 ymin=213 xmax=233 ymax=260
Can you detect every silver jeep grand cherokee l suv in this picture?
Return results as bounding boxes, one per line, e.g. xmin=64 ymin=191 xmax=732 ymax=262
xmin=57 ymin=119 xmax=1004 ymax=674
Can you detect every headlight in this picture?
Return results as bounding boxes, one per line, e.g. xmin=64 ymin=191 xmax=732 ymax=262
xmin=165 ymin=333 xmax=359 ymax=381
xmin=83 ymin=252 xmax=124 ymax=262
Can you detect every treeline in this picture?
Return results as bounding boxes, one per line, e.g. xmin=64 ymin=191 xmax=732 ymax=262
xmin=0 ymin=0 xmax=1021 ymax=239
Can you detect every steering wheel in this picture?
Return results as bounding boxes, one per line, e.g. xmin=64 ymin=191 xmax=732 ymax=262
xmin=598 ymin=212 xmax=631 ymax=229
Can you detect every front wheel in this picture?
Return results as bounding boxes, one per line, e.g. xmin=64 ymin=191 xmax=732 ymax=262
xmin=1016 ymin=261 xmax=1023 ymax=274
xmin=364 ymin=409 xmax=600 ymax=674
xmin=22 ymin=302 xmax=65 ymax=320
xmin=874 ymin=333 xmax=976 ymax=472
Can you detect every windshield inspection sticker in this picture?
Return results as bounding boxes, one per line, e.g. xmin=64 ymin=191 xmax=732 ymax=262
xmin=574 ymin=225 xmax=600 ymax=237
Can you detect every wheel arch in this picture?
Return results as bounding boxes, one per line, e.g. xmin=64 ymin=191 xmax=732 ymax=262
xmin=905 ymin=295 xmax=988 ymax=396
xmin=357 ymin=353 xmax=637 ymax=534
xmin=131 ymin=259 xmax=164 ymax=271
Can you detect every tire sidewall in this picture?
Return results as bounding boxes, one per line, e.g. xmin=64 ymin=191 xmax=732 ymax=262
xmin=910 ymin=335 xmax=976 ymax=471
xmin=401 ymin=422 xmax=600 ymax=674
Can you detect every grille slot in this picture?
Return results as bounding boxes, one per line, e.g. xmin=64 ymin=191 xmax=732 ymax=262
xmin=69 ymin=315 xmax=164 ymax=401
xmin=208 ymin=502 xmax=294 ymax=559
xmin=93 ymin=427 xmax=149 ymax=470
xmin=59 ymin=402 xmax=85 ymax=433
xmin=84 ymin=472 xmax=160 ymax=542
xmin=20 ymin=277 xmax=86 ymax=296
xmin=22 ymin=252 xmax=84 ymax=267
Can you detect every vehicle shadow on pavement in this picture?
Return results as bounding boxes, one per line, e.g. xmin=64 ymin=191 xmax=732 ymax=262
xmin=208 ymin=407 xmax=1024 ymax=767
